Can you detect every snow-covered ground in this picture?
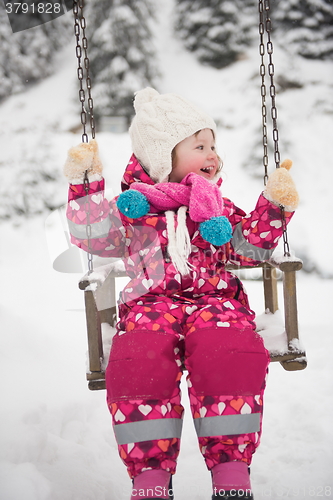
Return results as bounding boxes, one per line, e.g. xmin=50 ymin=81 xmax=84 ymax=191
xmin=1 ymin=2 xmax=333 ymax=499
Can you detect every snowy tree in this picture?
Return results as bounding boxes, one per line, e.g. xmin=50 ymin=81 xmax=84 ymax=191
xmin=85 ymin=0 xmax=158 ymax=122
xmin=0 ymin=131 xmax=66 ymax=220
xmin=174 ymin=0 xmax=257 ymax=69
xmin=0 ymin=6 xmax=71 ymax=102
xmin=272 ymin=0 xmax=333 ymax=60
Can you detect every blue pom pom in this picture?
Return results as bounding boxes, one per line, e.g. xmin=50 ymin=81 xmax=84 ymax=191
xmin=117 ymin=190 xmax=150 ymax=219
xmin=199 ymin=216 xmax=233 ymax=246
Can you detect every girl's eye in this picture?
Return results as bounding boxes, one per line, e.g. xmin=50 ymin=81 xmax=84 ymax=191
xmin=197 ymin=145 xmax=204 ymax=150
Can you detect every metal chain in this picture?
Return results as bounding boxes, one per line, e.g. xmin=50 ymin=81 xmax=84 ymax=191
xmin=78 ymin=3 xmax=96 ymax=141
xmin=263 ymin=2 xmax=280 ymax=169
xmin=258 ymin=0 xmax=290 ymax=256
xmin=73 ymin=0 xmax=95 ymax=273
xmin=258 ymin=1 xmax=269 ymax=185
xmin=83 ymin=170 xmax=94 ymax=274
xmin=281 ymin=206 xmax=291 ymax=257
xmin=73 ymin=0 xmax=88 ymax=143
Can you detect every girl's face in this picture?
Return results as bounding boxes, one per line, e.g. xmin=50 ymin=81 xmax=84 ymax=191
xmin=169 ymin=128 xmax=219 ymax=183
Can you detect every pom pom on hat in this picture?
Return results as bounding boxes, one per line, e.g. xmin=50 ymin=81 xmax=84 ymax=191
xmin=199 ymin=216 xmax=233 ymax=246
xmin=117 ymin=190 xmax=150 ymax=219
xmin=133 ymin=87 xmax=160 ymax=112
xmin=129 ymin=87 xmax=217 ymax=183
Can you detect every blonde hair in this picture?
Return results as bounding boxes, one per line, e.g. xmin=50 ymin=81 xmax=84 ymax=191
xmin=171 ymin=129 xmax=223 ymax=173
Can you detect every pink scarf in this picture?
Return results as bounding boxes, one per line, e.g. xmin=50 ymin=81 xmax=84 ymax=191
xmin=117 ymin=172 xmax=232 ymax=275
xmin=131 ymin=172 xmax=225 ymax=220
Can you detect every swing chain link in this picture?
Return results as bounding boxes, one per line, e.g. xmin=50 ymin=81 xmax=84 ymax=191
xmin=280 ymin=206 xmax=291 ymax=257
xmin=83 ymin=171 xmax=94 ymax=274
xmin=258 ymin=0 xmax=281 ymax=185
xmin=264 ymin=6 xmax=280 ymax=170
xmin=73 ymin=0 xmax=95 ymax=273
xmin=258 ymin=0 xmax=290 ymax=256
xmin=73 ymin=0 xmax=87 ymax=143
xmin=73 ymin=0 xmax=96 ymax=143
xmin=258 ymin=2 xmax=269 ymax=185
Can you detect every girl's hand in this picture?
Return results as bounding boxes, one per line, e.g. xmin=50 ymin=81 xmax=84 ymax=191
xmin=264 ymin=159 xmax=299 ymax=211
xmin=63 ymin=139 xmax=103 ymax=182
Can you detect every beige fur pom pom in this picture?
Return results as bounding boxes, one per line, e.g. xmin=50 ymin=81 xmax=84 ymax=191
xmin=264 ymin=159 xmax=299 ymax=211
xmin=63 ymin=139 xmax=103 ymax=182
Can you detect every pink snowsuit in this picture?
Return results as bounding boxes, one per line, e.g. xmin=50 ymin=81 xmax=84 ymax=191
xmin=67 ymin=155 xmax=293 ymax=479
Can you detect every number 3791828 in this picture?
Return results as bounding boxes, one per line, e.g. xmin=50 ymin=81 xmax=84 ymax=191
xmin=5 ymin=2 xmax=61 ymax=14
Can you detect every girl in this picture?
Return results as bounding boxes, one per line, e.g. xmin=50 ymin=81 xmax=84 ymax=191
xmin=64 ymin=88 xmax=299 ymax=500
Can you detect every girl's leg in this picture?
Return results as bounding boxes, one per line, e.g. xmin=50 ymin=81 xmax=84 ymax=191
xmin=184 ymin=301 xmax=269 ymax=490
xmin=105 ymin=299 xmax=185 ymax=480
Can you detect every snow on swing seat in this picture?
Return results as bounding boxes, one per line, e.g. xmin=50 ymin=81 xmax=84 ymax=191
xmin=256 ymin=309 xmax=305 ymax=360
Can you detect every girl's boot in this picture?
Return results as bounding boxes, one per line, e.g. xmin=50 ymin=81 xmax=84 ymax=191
xmin=131 ymin=469 xmax=173 ymax=500
xmin=211 ymin=461 xmax=253 ymax=499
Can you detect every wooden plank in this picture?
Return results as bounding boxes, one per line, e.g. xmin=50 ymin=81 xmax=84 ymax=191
xmin=262 ymin=263 xmax=279 ymax=313
xmin=280 ymin=357 xmax=307 ymax=371
xmin=279 ymin=260 xmax=303 ymax=272
xmin=88 ymin=379 xmax=106 ymax=391
xmin=270 ymin=350 xmax=306 ymax=363
xmin=269 ymin=257 xmax=303 ymax=272
xmin=271 ymin=349 xmax=307 ymax=370
xmin=84 ymin=289 xmax=103 ymax=373
xmin=281 ymin=269 xmax=300 ymax=345
xmin=279 ymin=268 xmax=307 ymax=370
xmin=86 ymin=371 xmax=105 ymax=381
xmin=82 ymin=274 xmax=118 ymax=389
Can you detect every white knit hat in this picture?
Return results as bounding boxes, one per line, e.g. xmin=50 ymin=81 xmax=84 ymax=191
xmin=129 ymin=87 xmax=217 ymax=183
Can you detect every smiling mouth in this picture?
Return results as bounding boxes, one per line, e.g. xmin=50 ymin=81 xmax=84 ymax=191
xmin=200 ymin=166 xmax=215 ymax=174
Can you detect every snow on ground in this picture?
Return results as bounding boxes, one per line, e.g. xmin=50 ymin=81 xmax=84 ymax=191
xmin=1 ymin=2 xmax=333 ymax=499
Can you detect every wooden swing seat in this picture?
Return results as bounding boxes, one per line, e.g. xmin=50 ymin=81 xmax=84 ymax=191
xmin=79 ymin=257 xmax=307 ymax=391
